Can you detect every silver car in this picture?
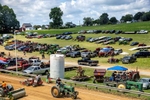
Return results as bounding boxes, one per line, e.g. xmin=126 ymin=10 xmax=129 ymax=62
xmin=139 ymin=78 xmax=150 ymax=89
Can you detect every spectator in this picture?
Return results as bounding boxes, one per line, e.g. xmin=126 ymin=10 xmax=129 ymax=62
xmin=23 ymin=51 xmax=26 ymax=56
xmin=35 ymin=74 xmax=41 ymax=84
xmin=1 ymin=81 xmax=7 ymax=89
xmin=46 ymin=73 xmax=51 ymax=83
xmin=8 ymin=52 xmax=10 ymax=57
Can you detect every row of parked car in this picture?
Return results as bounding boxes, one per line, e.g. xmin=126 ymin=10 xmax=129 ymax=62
xmin=78 ymin=29 xmax=148 ymax=34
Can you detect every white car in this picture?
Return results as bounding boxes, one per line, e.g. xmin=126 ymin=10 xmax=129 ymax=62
xmin=137 ymin=30 xmax=148 ymax=34
xmin=139 ymin=78 xmax=150 ymax=89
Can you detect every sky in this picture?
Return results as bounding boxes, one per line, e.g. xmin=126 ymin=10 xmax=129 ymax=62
xmin=0 ymin=0 xmax=150 ymax=26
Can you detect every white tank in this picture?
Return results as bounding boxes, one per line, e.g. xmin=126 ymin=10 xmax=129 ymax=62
xmin=50 ymin=54 xmax=65 ymax=79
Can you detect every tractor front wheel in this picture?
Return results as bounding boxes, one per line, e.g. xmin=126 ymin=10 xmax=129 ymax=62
xmin=51 ymin=86 xmax=60 ymax=98
xmin=117 ymin=83 xmax=126 ymax=89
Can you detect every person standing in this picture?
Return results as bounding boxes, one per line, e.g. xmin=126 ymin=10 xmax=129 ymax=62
xmin=23 ymin=50 xmax=26 ymax=56
xmin=46 ymin=73 xmax=51 ymax=83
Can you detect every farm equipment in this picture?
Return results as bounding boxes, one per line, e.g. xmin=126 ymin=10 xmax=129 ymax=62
xmin=0 ymin=84 xmax=26 ymax=99
xmin=107 ymin=57 xmax=119 ymax=63
xmin=104 ymin=69 xmax=142 ymax=91
xmin=105 ymin=80 xmax=143 ymax=91
xmin=51 ymin=82 xmax=79 ymax=99
xmin=20 ymin=78 xmax=43 ymax=87
xmin=93 ymin=69 xmax=106 ymax=83
xmin=71 ymin=66 xmax=90 ymax=81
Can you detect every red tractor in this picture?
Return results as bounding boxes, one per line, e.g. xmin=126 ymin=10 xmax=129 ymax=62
xmin=20 ymin=78 xmax=43 ymax=87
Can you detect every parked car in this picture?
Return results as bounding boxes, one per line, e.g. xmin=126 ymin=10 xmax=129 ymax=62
xmin=121 ymin=55 xmax=136 ymax=64
xmin=114 ymin=49 xmax=123 ymax=55
xmin=65 ymin=35 xmax=72 ymax=40
xmin=138 ymin=43 xmax=147 ymax=47
xmin=78 ymin=57 xmax=99 ymax=66
xmin=139 ymin=78 xmax=150 ymax=89
xmin=81 ymin=51 xmax=97 ymax=58
xmin=56 ymin=35 xmax=62 ymax=39
xmin=66 ymin=51 xmax=81 ymax=58
xmin=137 ymin=30 xmax=148 ymax=34
xmin=130 ymin=42 xmax=139 ymax=46
xmin=29 ymin=58 xmax=42 ymax=66
xmin=133 ymin=51 xmax=150 ymax=58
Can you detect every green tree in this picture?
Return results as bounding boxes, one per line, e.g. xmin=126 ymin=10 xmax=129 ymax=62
xmin=124 ymin=14 xmax=133 ymax=22
xmin=120 ymin=16 xmax=125 ymax=23
xmin=109 ymin=17 xmax=118 ymax=24
xmin=33 ymin=25 xmax=41 ymax=30
xmin=0 ymin=4 xmax=20 ymax=33
xmin=49 ymin=7 xmax=63 ymax=29
xmin=141 ymin=11 xmax=150 ymax=21
xmin=134 ymin=12 xmax=144 ymax=21
xmin=99 ymin=13 xmax=109 ymax=25
xmin=83 ymin=17 xmax=94 ymax=26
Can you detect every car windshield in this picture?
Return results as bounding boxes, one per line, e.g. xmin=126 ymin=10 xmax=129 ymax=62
xmin=26 ymin=67 xmax=34 ymax=70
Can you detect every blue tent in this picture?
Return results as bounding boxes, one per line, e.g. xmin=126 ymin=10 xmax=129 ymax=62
xmin=107 ymin=65 xmax=128 ymax=71
xmin=0 ymin=60 xmax=8 ymax=64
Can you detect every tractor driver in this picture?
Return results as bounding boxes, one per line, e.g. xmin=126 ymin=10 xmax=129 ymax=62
xmin=56 ymin=77 xmax=62 ymax=85
xmin=36 ymin=74 xmax=41 ymax=84
xmin=1 ymin=81 xmax=7 ymax=89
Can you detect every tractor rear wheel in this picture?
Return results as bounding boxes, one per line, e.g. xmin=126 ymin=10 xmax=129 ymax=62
xmin=51 ymin=86 xmax=60 ymax=98
xmin=117 ymin=83 xmax=126 ymax=89
xmin=0 ymin=88 xmax=5 ymax=97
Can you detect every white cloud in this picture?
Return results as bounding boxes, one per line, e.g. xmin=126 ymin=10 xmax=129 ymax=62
xmin=0 ymin=0 xmax=150 ymax=26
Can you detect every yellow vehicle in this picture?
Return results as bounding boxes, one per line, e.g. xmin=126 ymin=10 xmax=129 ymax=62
xmin=3 ymin=40 xmax=14 ymax=46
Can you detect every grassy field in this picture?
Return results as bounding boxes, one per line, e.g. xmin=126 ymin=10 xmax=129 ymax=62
xmin=16 ymin=32 xmax=150 ymax=70
xmin=28 ymin=21 xmax=150 ymax=34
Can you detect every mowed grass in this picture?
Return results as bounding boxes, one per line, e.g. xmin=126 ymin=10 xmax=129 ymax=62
xmin=28 ymin=21 xmax=150 ymax=34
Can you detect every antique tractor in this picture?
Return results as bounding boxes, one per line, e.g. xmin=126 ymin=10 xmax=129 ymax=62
xmin=20 ymin=78 xmax=43 ymax=87
xmin=93 ymin=69 xmax=106 ymax=83
xmin=0 ymin=84 xmax=26 ymax=99
xmin=51 ymin=83 xmax=79 ymax=99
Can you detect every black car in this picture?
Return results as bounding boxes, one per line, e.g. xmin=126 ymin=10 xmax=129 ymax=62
xmin=66 ymin=51 xmax=81 ymax=58
xmin=121 ymin=55 xmax=136 ymax=64
xmin=130 ymin=42 xmax=139 ymax=46
xmin=133 ymin=51 xmax=150 ymax=58
xmin=78 ymin=57 xmax=99 ymax=66
xmin=56 ymin=35 xmax=62 ymax=39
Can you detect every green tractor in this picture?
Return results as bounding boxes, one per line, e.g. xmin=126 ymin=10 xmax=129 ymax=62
xmin=51 ymin=83 xmax=79 ymax=99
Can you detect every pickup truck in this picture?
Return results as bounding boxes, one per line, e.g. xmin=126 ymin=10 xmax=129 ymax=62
xmin=23 ymin=66 xmax=49 ymax=75
xmin=81 ymin=51 xmax=97 ymax=58
xmin=78 ymin=57 xmax=99 ymax=66
xmin=29 ymin=58 xmax=42 ymax=66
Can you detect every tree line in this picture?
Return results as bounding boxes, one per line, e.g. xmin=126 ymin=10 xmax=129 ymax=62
xmin=49 ymin=7 xmax=150 ymax=28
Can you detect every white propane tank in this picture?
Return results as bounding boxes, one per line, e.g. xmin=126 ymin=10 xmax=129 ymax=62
xmin=50 ymin=54 xmax=65 ymax=79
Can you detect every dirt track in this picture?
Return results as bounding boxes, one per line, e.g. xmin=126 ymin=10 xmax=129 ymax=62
xmin=0 ymin=74 xmax=140 ymax=100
